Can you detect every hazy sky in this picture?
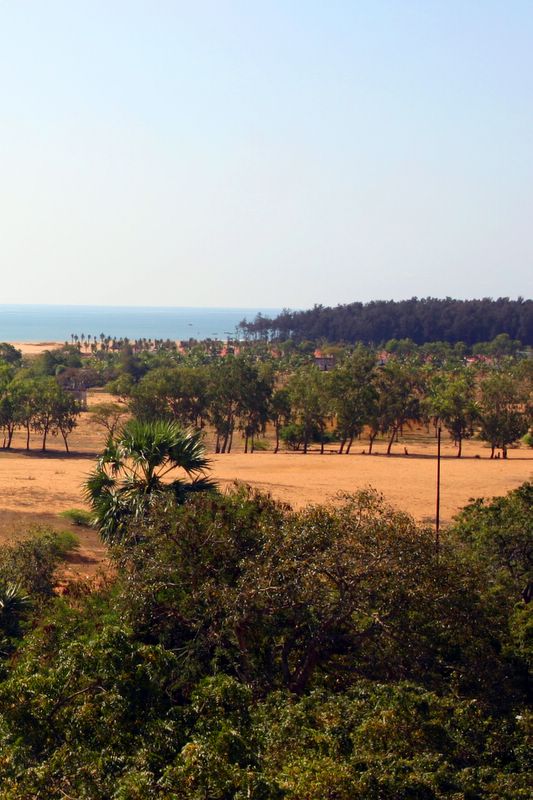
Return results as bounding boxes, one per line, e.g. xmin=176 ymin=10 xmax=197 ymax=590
xmin=1 ymin=1 xmax=531 ymax=308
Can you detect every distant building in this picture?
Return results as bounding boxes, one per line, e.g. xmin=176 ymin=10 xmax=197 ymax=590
xmin=314 ymin=350 xmax=336 ymax=371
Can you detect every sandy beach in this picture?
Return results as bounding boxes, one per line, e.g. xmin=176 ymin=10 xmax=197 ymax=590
xmin=7 ymin=341 xmax=65 ymax=355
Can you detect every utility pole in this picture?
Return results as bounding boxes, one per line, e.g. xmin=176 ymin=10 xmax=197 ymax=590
xmin=435 ymin=426 xmax=442 ymax=555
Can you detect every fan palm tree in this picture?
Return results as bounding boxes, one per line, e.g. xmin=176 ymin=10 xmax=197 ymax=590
xmin=85 ymin=419 xmax=216 ymax=544
xmin=0 ymin=582 xmax=31 ymax=639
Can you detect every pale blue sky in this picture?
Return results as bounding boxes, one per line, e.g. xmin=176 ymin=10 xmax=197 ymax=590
xmin=0 ymin=1 xmax=531 ymax=307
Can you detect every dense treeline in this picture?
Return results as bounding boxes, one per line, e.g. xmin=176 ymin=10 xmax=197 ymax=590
xmin=239 ymin=297 xmax=533 ymax=345
xmin=0 ymin=478 xmax=531 ymax=797
xmin=1 ymin=338 xmax=531 ymax=457
xmin=121 ymin=346 xmax=532 ymax=458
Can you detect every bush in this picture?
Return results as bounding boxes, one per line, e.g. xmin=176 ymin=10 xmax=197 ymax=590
xmin=59 ymin=508 xmax=94 ymax=527
xmin=280 ymin=423 xmax=337 ymax=450
xmin=522 ymin=431 xmax=533 ymax=448
xmin=252 ymin=439 xmax=269 ymax=451
xmin=0 ymin=528 xmax=78 ymax=597
xmin=279 ymin=423 xmax=305 ymax=450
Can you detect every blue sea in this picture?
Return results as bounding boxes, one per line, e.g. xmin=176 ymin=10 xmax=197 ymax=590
xmin=0 ymin=305 xmax=279 ymax=343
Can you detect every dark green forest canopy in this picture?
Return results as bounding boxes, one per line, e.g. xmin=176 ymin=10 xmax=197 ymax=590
xmin=239 ymin=297 xmax=533 ymax=345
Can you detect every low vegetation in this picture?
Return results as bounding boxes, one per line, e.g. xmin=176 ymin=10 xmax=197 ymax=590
xmin=59 ymin=508 xmax=94 ymax=527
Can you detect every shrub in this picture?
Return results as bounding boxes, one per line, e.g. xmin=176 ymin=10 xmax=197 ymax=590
xmin=0 ymin=528 xmax=78 ymax=597
xmin=252 ymin=439 xmax=269 ymax=451
xmin=59 ymin=508 xmax=94 ymax=527
xmin=522 ymin=431 xmax=533 ymax=448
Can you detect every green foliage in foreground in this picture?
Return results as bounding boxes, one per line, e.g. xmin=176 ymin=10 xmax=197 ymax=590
xmin=0 ymin=528 xmax=78 ymax=657
xmin=0 ymin=488 xmax=530 ymax=798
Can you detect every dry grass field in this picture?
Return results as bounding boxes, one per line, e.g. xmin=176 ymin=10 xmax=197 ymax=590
xmin=0 ymin=386 xmax=531 ymax=578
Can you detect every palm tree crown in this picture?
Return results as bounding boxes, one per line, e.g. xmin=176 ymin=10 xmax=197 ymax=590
xmin=85 ymin=419 xmax=215 ymax=544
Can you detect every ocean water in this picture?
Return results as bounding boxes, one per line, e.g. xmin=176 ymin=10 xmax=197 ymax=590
xmin=0 ymin=305 xmax=279 ymax=343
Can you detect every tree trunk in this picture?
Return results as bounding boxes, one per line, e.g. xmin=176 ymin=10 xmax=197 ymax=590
xmin=215 ymin=433 xmax=220 ymax=454
xmin=227 ymin=426 xmax=234 ymax=453
xmin=346 ymin=436 xmax=354 ymax=454
xmin=26 ymin=424 xmax=30 ymax=451
xmin=320 ymin=429 xmax=324 ymax=454
xmin=251 ymin=434 xmax=255 ymax=453
xmin=457 ymin=437 xmax=462 ymax=458
xmin=303 ymin=432 xmax=308 ymax=454
xmin=274 ymin=426 xmax=280 ymax=454
xmin=490 ymin=444 xmax=495 ymax=459
xmin=42 ymin=428 xmax=48 ymax=451
xmin=244 ymin=434 xmax=249 ymax=454
xmin=387 ymin=428 xmax=396 ymax=455
xmin=221 ymin=423 xmax=230 ymax=453
xmin=338 ymin=437 xmax=345 ymax=454
xmin=61 ymin=429 xmax=70 ymax=453
xmin=288 ymin=646 xmax=320 ymax=695
xmin=368 ymin=433 xmax=376 ymax=454
xmin=502 ymin=445 xmax=508 ymax=459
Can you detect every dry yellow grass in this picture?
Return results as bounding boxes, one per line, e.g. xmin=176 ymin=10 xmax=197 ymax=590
xmin=0 ymin=389 xmax=531 ymax=573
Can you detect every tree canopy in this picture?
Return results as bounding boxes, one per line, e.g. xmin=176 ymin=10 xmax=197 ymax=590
xmin=239 ymin=297 xmax=533 ymax=345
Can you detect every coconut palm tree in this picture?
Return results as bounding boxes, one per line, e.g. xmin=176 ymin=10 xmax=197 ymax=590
xmin=85 ymin=419 xmax=216 ymax=544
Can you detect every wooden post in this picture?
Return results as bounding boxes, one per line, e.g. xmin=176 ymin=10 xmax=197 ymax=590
xmin=435 ymin=426 xmax=442 ymax=555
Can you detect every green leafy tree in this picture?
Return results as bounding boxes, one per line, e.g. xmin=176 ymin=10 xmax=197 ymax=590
xmin=10 ymin=376 xmax=39 ymax=450
xmin=427 ymin=371 xmax=478 ymax=457
xmin=330 ymin=348 xmax=377 ymax=454
xmin=287 ymin=366 xmax=331 ymax=454
xmin=115 ymin=488 xmax=505 ymax=699
xmin=236 ymin=362 xmax=273 ymax=453
xmin=89 ymin=401 xmax=130 ymax=438
xmin=31 ymin=377 xmax=81 ymax=452
xmin=451 ymin=482 xmax=533 ymax=602
xmin=478 ymin=372 xmax=530 ymax=458
xmin=208 ymin=357 xmax=270 ymax=453
xmin=269 ymin=387 xmax=292 ymax=453
xmin=375 ymin=362 xmax=422 ymax=455
xmin=0 ymin=343 xmax=22 ymax=366
xmin=0 ymin=364 xmax=16 ymax=448
xmin=131 ymin=366 xmax=210 ymax=428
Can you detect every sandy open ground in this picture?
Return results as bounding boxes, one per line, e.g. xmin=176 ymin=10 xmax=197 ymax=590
xmin=9 ymin=341 xmax=65 ymax=355
xmin=1 ymin=441 xmax=530 ymax=523
xmin=0 ymin=386 xmax=531 ymax=578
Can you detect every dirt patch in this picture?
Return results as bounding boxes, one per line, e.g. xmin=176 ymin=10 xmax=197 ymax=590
xmin=210 ymin=442 xmax=532 ymax=525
